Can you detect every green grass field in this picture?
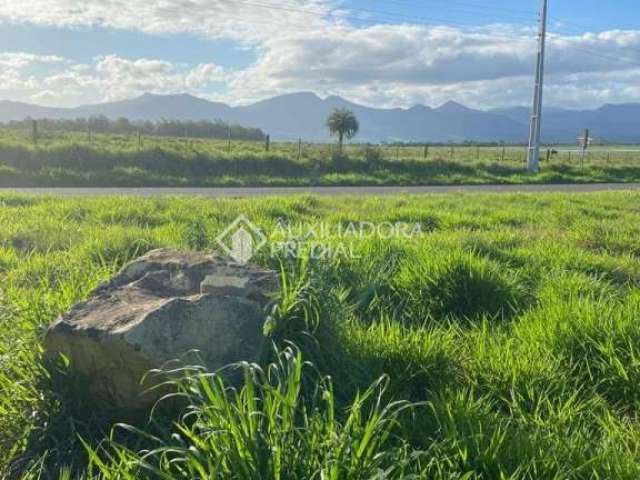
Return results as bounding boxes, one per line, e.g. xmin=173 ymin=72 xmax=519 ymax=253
xmin=2 ymin=191 xmax=640 ymax=478
xmin=2 ymin=129 xmax=640 ymax=186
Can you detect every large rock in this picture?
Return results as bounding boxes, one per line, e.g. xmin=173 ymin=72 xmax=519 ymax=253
xmin=44 ymin=248 xmax=278 ymax=412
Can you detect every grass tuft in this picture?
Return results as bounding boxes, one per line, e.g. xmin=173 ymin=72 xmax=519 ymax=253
xmin=2 ymin=192 xmax=640 ymax=477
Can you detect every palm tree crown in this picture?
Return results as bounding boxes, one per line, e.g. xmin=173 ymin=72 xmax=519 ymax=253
xmin=326 ymin=108 xmax=359 ymax=154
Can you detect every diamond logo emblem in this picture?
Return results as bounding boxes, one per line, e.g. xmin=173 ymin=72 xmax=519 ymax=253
xmin=215 ymin=215 xmax=267 ymax=264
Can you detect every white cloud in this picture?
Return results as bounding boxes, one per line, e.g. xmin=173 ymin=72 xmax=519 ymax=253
xmin=0 ymin=0 xmax=335 ymax=44
xmin=30 ymin=89 xmax=62 ymax=102
xmin=348 ymin=68 xmax=640 ymax=111
xmin=0 ymin=52 xmax=66 ymax=69
xmin=91 ymin=56 xmax=230 ymax=101
xmin=0 ymin=52 xmax=67 ymax=100
xmin=185 ymin=63 xmax=228 ymax=89
xmin=0 ymin=54 xmax=225 ymax=105
xmin=223 ymin=24 xmax=640 ymax=109
xmin=0 ymin=1 xmax=640 ymax=109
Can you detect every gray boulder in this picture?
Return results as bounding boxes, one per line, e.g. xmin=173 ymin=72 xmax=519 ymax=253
xmin=44 ymin=248 xmax=278 ymax=412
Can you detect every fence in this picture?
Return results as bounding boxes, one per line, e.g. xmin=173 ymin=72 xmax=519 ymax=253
xmin=2 ymin=125 xmax=640 ymax=167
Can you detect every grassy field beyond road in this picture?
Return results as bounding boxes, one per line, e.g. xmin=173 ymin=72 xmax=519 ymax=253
xmin=2 ymin=129 xmax=640 ymax=186
xmin=2 ymin=192 xmax=640 ymax=478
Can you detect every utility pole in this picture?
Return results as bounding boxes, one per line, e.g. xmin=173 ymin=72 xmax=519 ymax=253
xmin=527 ymin=0 xmax=549 ymax=174
xmin=579 ymin=128 xmax=590 ymax=156
xmin=579 ymin=128 xmax=590 ymax=171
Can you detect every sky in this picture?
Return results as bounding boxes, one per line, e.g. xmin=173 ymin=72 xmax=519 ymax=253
xmin=0 ymin=0 xmax=638 ymax=110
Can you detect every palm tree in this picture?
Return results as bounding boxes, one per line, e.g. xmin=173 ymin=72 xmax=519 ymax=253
xmin=326 ymin=108 xmax=359 ymax=155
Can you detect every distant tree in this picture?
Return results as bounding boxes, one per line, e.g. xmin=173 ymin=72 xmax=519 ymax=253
xmin=326 ymin=108 xmax=359 ymax=155
xmin=114 ymin=117 xmax=131 ymax=134
xmin=88 ymin=115 xmax=110 ymax=134
xmin=2 ymin=116 xmax=265 ymax=141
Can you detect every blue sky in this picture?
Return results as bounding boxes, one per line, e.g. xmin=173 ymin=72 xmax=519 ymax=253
xmin=0 ymin=0 xmax=638 ymax=109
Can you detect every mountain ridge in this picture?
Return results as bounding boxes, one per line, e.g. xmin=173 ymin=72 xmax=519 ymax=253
xmin=1 ymin=92 xmax=639 ymax=143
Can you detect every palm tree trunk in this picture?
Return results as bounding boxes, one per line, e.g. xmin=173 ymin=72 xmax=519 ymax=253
xmin=338 ymin=131 xmax=344 ymax=155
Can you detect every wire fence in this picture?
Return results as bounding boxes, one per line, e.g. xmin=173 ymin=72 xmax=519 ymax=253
xmin=2 ymin=126 xmax=640 ymax=167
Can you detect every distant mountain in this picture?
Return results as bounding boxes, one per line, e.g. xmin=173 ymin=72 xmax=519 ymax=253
xmin=2 ymin=92 xmax=639 ymax=143
xmin=0 ymin=100 xmax=72 ymax=121
xmin=73 ymin=93 xmax=233 ymax=121
xmin=494 ymin=104 xmax=640 ymax=143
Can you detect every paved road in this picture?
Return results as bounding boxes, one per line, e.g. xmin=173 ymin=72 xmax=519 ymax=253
xmin=1 ymin=184 xmax=640 ymax=197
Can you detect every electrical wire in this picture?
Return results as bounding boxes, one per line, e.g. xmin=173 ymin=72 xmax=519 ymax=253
xmin=200 ymin=0 xmax=638 ymax=71
xmin=221 ymin=0 xmax=538 ymax=39
xmin=223 ymin=0 xmax=522 ymax=30
xmin=547 ymin=32 xmax=639 ymax=68
xmin=548 ymin=21 xmax=640 ymax=59
xmin=359 ymin=0 xmax=537 ymax=25
xmin=370 ymin=0 xmax=537 ymax=18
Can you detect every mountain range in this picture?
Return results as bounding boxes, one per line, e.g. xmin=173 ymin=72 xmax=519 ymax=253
xmin=1 ymin=92 xmax=639 ymax=143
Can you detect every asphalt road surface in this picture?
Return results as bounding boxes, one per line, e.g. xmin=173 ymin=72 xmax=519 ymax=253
xmin=1 ymin=184 xmax=640 ymax=197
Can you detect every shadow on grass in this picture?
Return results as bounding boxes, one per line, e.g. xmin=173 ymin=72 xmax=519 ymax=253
xmin=7 ymin=356 xmax=174 ymax=480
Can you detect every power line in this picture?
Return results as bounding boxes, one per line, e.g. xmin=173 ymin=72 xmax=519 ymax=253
xmin=372 ymin=0 xmax=537 ymax=18
xmin=200 ymin=0 xmax=640 ymax=73
xmin=184 ymin=1 xmax=424 ymax=32
xmin=215 ymin=0 xmax=639 ymax=59
xmin=171 ymin=7 xmax=534 ymax=52
xmin=224 ymin=0 xmax=502 ymax=29
xmin=221 ymin=0 xmax=538 ymax=35
xmin=547 ymin=33 xmax=640 ymax=67
xmin=547 ymin=25 xmax=640 ymax=59
xmin=365 ymin=0 xmax=537 ymax=24
xmin=176 ymin=0 xmax=538 ymax=46
xmin=203 ymin=1 xmax=638 ymax=80
xmin=551 ymin=18 xmax=640 ymax=35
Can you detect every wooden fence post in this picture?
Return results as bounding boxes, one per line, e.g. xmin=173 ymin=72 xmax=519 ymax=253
xmin=265 ymin=134 xmax=270 ymax=152
xmin=424 ymin=144 xmax=429 ymax=159
xmin=298 ymin=137 xmax=302 ymax=160
xmin=32 ymin=119 xmax=38 ymax=146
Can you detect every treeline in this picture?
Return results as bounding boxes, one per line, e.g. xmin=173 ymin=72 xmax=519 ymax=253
xmin=3 ymin=116 xmax=265 ymax=141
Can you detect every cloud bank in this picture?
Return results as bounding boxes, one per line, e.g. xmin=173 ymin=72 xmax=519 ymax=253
xmin=0 ymin=0 xmax=639 ymax=109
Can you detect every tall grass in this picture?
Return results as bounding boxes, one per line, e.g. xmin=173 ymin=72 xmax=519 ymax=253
xmin=79 ymin=347 xmax=416 ymax=479
xmin=2 ymin=129 xmax=640 ymax=186
xmin=2 ymin=192 xmax=640 ymax=477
